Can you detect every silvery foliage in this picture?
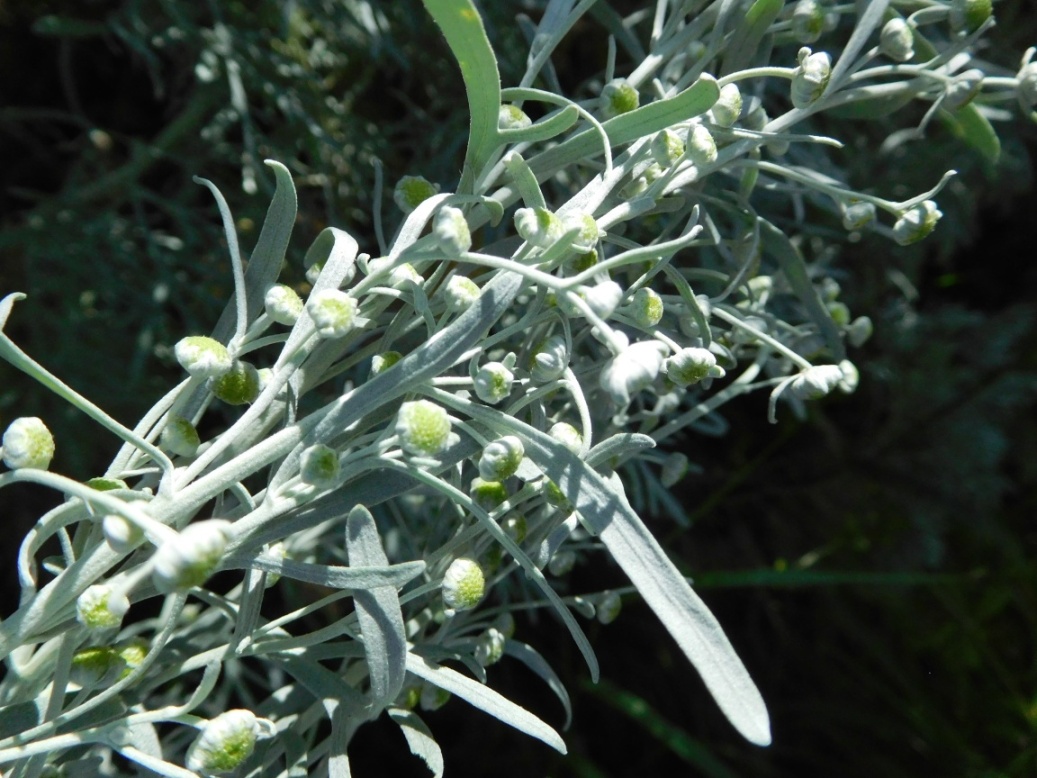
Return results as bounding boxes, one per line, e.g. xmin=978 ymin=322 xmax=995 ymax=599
xmin=0 ymin=0 xmax=1028 ymax=774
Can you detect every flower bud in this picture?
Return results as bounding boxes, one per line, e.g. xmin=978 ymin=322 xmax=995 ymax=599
xmin=686 ymin=123 xmax=718 ymax=166
xmin=264 ymin=284 xmax=303 ymax=326
xmin=70 ymin=646 xmax=126 ymax=687
xmin=420 ymin=683 xmax=451 ymax=711
xmin=563 ymin=213 xmax=602 ymax=253
xmin=152 ymin=519 xmax=233 ymax=593
xmin=443 ymin=275 xmax=481 ymax=312
xmin=2 ymin=417 xmax=55 ymax=470
xmin=300 ymin=443 xmax=339 ymax=488
xmin=531 ymin=335 xmax=569 ymax=383
xmin=474 ymin=627 xmax=507 ymax=667
xmin=76 ymin=583 xmax=129 ymax=630
xmin=210 ymin=360 xmax=260 ymax=406
xmin=395 ymin=400 xmax=452 ymax=457
xmin=474 ymin=361 xmax=515 ymax=404
xmin=879 ymin=18 xmax=914 ymax=62
xmin=86 ymin=476 xmax=128 ymax=491
xmin=660 ymin=452 xmax=690 ymax=488
xmin=837 ymin=359 xmax=859 ymax=393
xmin=103 ymin=514 xmax=144 ymax=554
xmin=664 ymin=347 xmax=724 ymax=386
xmin=370 ymin=351 xmax=403 ymax=377
xmin=548 ymin=549 xmax=576 ymax=577
xmin=627 ymin=287 xmax=665 ymax=328
xmin=788 ymin=364 xmax=844 ymax=401
xmin=709 ymin=83 xmax=743 ymax=127
xmin=944 ymin=68 xmax=984 ymax=111
xmin=442 ymin=558 xmax=485 ymax=615
xmin=893 ymin=200 xmax=942 ymax=245
xmin=307 ymin=289 xmax=359 ymax=339
xmin=393 ymin=175 xmax=439 ymax=214
xmin=503 ymin=512 xmax=527 ymax=542
xmin=596 ymin=590 xmax=622 ymax=625
xmin=650 ymin=128 xmax=685 ymax=167
xmin=160 ymin=415 xmax=200 ymax=457
xmin=515 ymin=206 xmax=567 ymax=249
xmin=600 ymin=78 xmax=639 ymax=118
xmin=548 ymin=422 xmax=583 ymax=455
xmin=471 ymin=477 xmax=508 ymax=512
xmin=390 ymin=262 xmax=423 ymax=288
xmin=792 ymin=0 xmax=825 ymax=43
xmin=841 ymin=200 xmax=876 ymax=230
xmin=950 ymin=0 xmax=992 ymax=34
xmin=499 ymin=103 xmax=532 ymax=130
xmin=1017 ymin=56 xmax=1037 ymax=107
xmin=791 ymin=47 xmax=831 ymax=109
xmin=186 ymin=709 xmax=268 ymax=775
xmin=599 ymin=341 xmax=668 ymax=405
xmin=478 ymin=436 xmax=525 ymax=482
xmin=174 ymin=336 xmax=232 ymax=379
xmin=434 ymin=205 xmax=472 ymax=257
xmin=846 ymin=315 xmax=874 ymax=348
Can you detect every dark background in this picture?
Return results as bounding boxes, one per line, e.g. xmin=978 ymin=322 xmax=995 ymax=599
xmin=2 ymin=1 xmax=1036 ymax=776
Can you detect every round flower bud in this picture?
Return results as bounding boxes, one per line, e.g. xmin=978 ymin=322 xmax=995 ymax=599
xmin=531 ymin=335 xmax=569 ymax=383
xmin=264 ymin=284 xmax=303 ymax=326
xmin=791 ymin=47 xmax=831 ymax=109
xmin=543 ymin=479 xmax=572 ymax=512
xmin=841 ymin=200 xmax=876 ymax=230
xmin=442 ymin=558 xmax=485 ymax=615
xmin=879 ymin=18 xmax=914 ymax=62
xmin=371 ymin=350 xmax=403 ymax=377
xmin=87 ymin=476 xmax=128 ymax=491
xmin=103 ymin=514 xmax=144 ymax=554
xmin=548 ymin=422 xmax=583 ymax=455
xmin=433 ymin=205 xmax=473 ymax=257
xmin=563 ymin=213 xmax=602 ymax=253
xmin=70 ymin=646 xmax=126 ymax=687
xmin=152 ymin=519 xmax=233 ymax=593
xmin=627 ymin=287 xmax=664 ymax=328
xmin=660 ymin=452 xmax=690 ymax=488
xmin=837 ymin=359 xmax=859 ymax=394
xmin=1017 ymin=57 xmax=1037 ymax=107
xmin=395 ymin=400 xmax=452 ymax=457
xmin=583 ymin=280 xmax=624 ymax=320
xmin=664 ymin=347 xmax=724 ymax=386
xmin=600 ymin=78 xmax=639 ymax=118
xmin=393 ymin=175 xmax=439 ymax=214
xmin=420 ymin=684 xmax=451 ymax=712
xmin=186 ymin=709 xmax=267 ymax=775
xmin=210 ymin=360 xmax=260 ymax=406
xmin=650 ymin=128 xmax=685 ymax=167
xmin=710 ymin=83 xmax=743 ymax=127
xmin=950 ymin=0 xmax=992 ymax=34
xmin=792 ymin=0 xmax=825 ymax=43
xmin=474 ymin=361 xmax=515 ymax=405
xmin=160 ymin=415 xmax=200 ymax=458
xmin=443 ymin=275 xmax=481 ymax=312
xmin=686 ymin=123 xmax=718 ymax=166
xmin=474 ymin=626 xmax=507 ymax=667
xmin=788 ymin=364 xmax=844 ymax=401
xmin=174 ymin=336 xmax=232 ymax=379
xmin=893 ymin=200 xmax=942 ymax=246
xmin=499 ymin=104 xmax=532 ymax=130
xmin=846 ymin=315 xmax=874 ymax=348
xmin=478 ymin=436 xmax=525 ymax=482
xmin=599 ymin=340 xmax=668 ymax=405
xmin=2 ymin=417 xmax=55 ymax=470
xmin=76 ymin=583 xmax=129 ymax=630
xmin=596 ymin=590 xmax=622 ymax=625
xmin=300 ymin=443 xmax=339 ymax=488
xmin=307 ymin=289 xmax=359 ymax=339
xmin=944 ymin=68 xmax=984 ymax=111
xmin=548 ymin=549 xmax=576 ymax=577
xmin=471 ymin=477 xmax=508 ymax=512
xmin=515 ymin=206 xmax=567 ymax=249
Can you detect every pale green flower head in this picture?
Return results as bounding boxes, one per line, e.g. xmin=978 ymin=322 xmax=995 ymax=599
xmin=879 ymin=18 xmax=914 ymax=62
xmin=600 ymin=78 xmax=639 ymax=118
xmin=307 ymin=289 xmax=359 ymax=339
xmin=187 ymin=709 xmax=270 ymax=775
xmin=442 ymin=557 xmax=485 ymax=615
xmin=102 ymin=513 xmax=144 ymax=554
xmin=264 ymin=283 xmax=304 ymax=326
xmin=210 ymin=360 xmax=261 ymax=406
xmin=2 ymin=416 xmax=55 ymax=470
xmin=300 ymin=443 xmax=340 ymax=488
xmin=788 ymin=364 xmax=844 ymax=400
xmin=474 ymin=626 xmax=507 ymax=667
xmin=434 ymin=205 xmax=472 ymax=256
xmin=474 ymin=361 xmax=515 ymax=405
xmin=471 ymin=476 xmax=508 ymax=512
xmin=628 ymin=287 xmax=665 ymax=328
xmin=443 ymin=275 xmax=481 ymax=312
xmin=686 ymin=123 xmax=718 ymax=166
xmin=650 ymin=128 xmax=685 ymax=167
xmin=791 ymin=47 xmax=831 ymax=109
xmin=153 ymin=520 xmax=233 ymax=593
xmin=548 ymin=421 xmax=582 ymax=455
xmin=792 ymin=0 xmax=824 ymax=43
xmin=393 ymin=175 xmax=439 ymax=213
xmin=76 ymin=583 xmax=130 ymax=630
xmin=370 ymin=350 xmax=403 ymax=377
xmin=160 ymin=415 xmax=200 ymax=457
xmin=710 ymin=83 xmax=743 ymax=127
xmin=174 ymin=336 xmax=232 ymax=379
xmin=665 ymin=347 xmax=725 ymax=387
xmin=396 ymin=399 xmax=452 ymax=456
xmin=498 ymin=103 xmax=532 ymax=130
xmin=893 ymin=200 xmax=942 ymax=245
xmin=478 ymin=436 xmax=525 ymax=482
xmin=840 ymin=200 xmax=876 ymax=231
xmin=531 ymin=334 xmax=569 ymax=383
xmin=515 ymin=206 xmax=567 ymax=249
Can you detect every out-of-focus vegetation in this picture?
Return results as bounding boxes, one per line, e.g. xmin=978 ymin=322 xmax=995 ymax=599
xmin=1 ymin=1 xmax=1036 ymax=775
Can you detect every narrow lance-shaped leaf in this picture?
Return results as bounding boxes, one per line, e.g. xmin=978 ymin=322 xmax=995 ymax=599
xmin=388 ymin=708 xmax=445 ymax=778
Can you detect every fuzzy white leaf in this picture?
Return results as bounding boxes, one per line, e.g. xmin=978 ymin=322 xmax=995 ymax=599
xmin=388 ymin=708 xmax=445 ymax=778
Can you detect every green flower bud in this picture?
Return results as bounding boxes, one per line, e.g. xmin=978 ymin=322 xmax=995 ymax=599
xmin=393 ymin=175 xmax=439 ymax=213
xmin=478 ymin=436 xmax=525 ymax=482
xmin=70 ymin=646 xmax=126 ymax=687
xmin=186 ymin=709 xmax=270 ymax=775
xmin=434 ymin=205 xmax=472 ymax=257
xmin=2 ymin=416 xmax=55 ymax=470
xmin=893 ymin=200 xmax=942 ymax=245
xmin=710 ymin=83 xmax=743 ymax=127
xmin=846 ymin=315 xmax=874 ymax=348
xmin=879 ymin=18 xmax=914 ymax=62
xmin=474 ymin=626 xmax=507 ymax=667
xmin=174 ymin=336 xmax=232 ymax=379
xmin=443 ymin=275 xmax=481 ymax=312
xmin=548 ymin=422 xmax=582 ymax=454
xmin=502 ymin=512 xmax=527 ymax=543
xmin=76 ymin=583 xmax=129 ymax=630
xmin=837 ymin=359 xmax=859 ymax=394
xmin=600 ymin=78 xmax=639 ymax=118
xmin=599 ymin=341 xmax=668 ymax=405
xmin=371 ymin=350 xmax=403 ymax=377
xmin=474 ymin=361 xmax=515 ymax=404
xmin=664 ymin=347 xmax=724 ymax=386
xmin=543 ymin=479 xmax=572 ymax=512
xmin=160 ymin=415 xmax=200 ymax=457
xmin=840 ymin=200 xmax=877 ymax=230
xmin=102 ymin=514 xmax=144 ymax=554
xmin=210 ymin=360 xmax=260 ymax=405
xmin=499 ymin=103 xmax=532 ymax=130
xmin=788 ymin=364 xmax=844 ymax=401
xmin=564 ymin=213 xmax=602 ymax=253
xmin=950 ymin=0 xmax=992 ymax=34
xmin=264 ymin=283 xmax=303 ymax=326
xmin=596 ymin=590 xmax=622 ymax=625
xmin=471 ymin=477 xmax=508 ymax=512
xmin=307 ymin=289 xmax=359 ymax=339
xmin=1017 ymin=55 xmax=1037 ymax=107
xmin=396 ymin=400 xmax=452 ymax=456
xmin=531 ymin=335 xmax=569 ymax=383
xmin=827 ymin=301 xmax=851 ymax=327
xmin=686 ymin=123 xmax=718 ymax=166
xmin=300 ymin=443 xmax=339 ymax=488
xmin=442 ymin=557 xmax=485 ymax=615
xmin=87 ymin=476 xmax=128 ymax=491
xmin=152 ymin=519 xmax=233 ymax=593
xmin=628 ymin=287 xmax=665 ymax=328
xmin=515 ymin=206 xmax=567 ymax=249
xmin=650 ymin=128 xmax=685 ymax=167
xmin=420 ymin=683 xmax=451 ymax=712
xmin=944 ymin=68 xmax=984 ymax=111
xmin=792 ymin=0 xmax=825 ymax=43
xmin=791 ymin=47 xmax=831 ymax=109
xmin=548 ymin=549 xmax=576 ymax=576
xmin=660 ymin=452 xmax=690 ymax=488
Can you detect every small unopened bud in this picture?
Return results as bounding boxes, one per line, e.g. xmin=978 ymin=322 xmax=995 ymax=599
xmin=2 ymin=417 xmax=55 ymax=470
xmin=152 ymin=519 xmax=233 ymax=593
xmin=499 ymin=104 xmax=532 ymax=130
xmin=660 ymin=452 xmax=690 ymax=488
xmin=710 ymin=83 xmax=743 ymax=128
xmin=664 ymin=347 xmax=724 ymax=386
xmin=174 ymin=336 xmax=232 ymax=379
xmin=300 ymin=444 xmax=339 ymax=488
xmin=434 ymin=206 xmax=472 ymax=256
xmin=474 ymin=361 xmax=515 ymax=404
xmin=563 ymin=213 xmax=602 ymax=253
xmin=478 ymin=436 xmax=525 ymax=482
xmin=600 ymin=78 xmax=639 ymax=118
xmin=791 ymin=47 xmax=831 ymax=109
xmin=596 ymin=590 xmax=622 ymax=625
xmin=474 ymin=627 xmax=507 ymax=666
xmin=70 ymin=646 xmax=126 ymax=687
xmin=264 ymin=284 xmax=303 ymax=326
xmin=846 ymin=315 xmax=874 ymax=347
xmin=944 ymin=68 xmax=984 ymax=111
xmin=686 ymin=123 xmax=718 ymax=166
xmin=420 ymin=684 xmax=451 ymax=711
xmin=76 ymin=583 xmax=129 ymax=630
xmin=599 ymin=341 xmax=668 ymax=405
xmin=531 ymin=335 xmax=569 ymax=383
xmin=160 ymin=415 xmax=200 ymax=457
xmin=792 ymin=0 xmax=825 ymax=43
xmin=442 ymin=558 xmax=485 ymax=615
xmin=186 ymin=709 xmax=270 ymax=775
xmin=391 ymin=263 xmax=424 ymax=288
xmin=548 ymin=422 xmax=583 ymax=454
xmin=879 ymin=18 xmax=914 ymax=62
xmin=396 ymin=400 xmax=452 ymax=456
xmin=443 ymin=275 xmax=481 ymax=312
xmin=893 ymin=200 xmax=942 ymax=245
xmin=548 ymin=549 xmax=576 ymax=577
xmin=307 ymin=289 xmax=359 ymax=339
xmin=102 ymin=514 xmax=144 ymax=554
xmin=841 ymin=200 xmax=876 ymax=230
xmin=471 ymin=477 xmax=508 ymax=512
xmin=86 ymin=476 xmax=128 ymax=491
xmin=837 ymin=359 xmax=859 ymax=393
xmin=627 ymin=287 xmax=665 ymax=328
xmin=788 ymin=364 xmax=844 ymax=401
xmin=651 ymin=128 xmax=685 ymax=167
xmin=950 ymin=0 xmax=992 ymax=34
xmin=515 ymin=206 xmax=567 ymax=249
xmin=210 ymin=360 xmax=260 ymax=406
xmin=370 ymin=351 xmax=402 ymax=377
xmin=393 ymin=175 xmax=439 ymax=214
